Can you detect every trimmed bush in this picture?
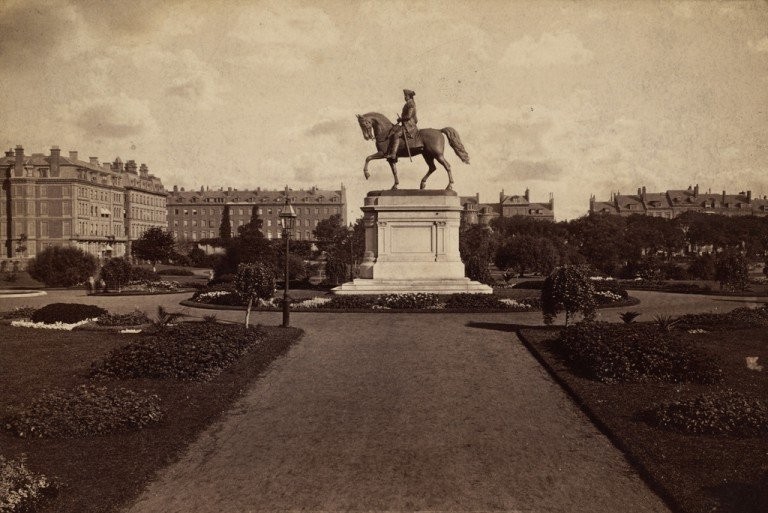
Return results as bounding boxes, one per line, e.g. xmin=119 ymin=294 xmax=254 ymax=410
xmin=553 ymin=322 xmax=722 ymax=384
xmin=91 ymin=323 xmax=265 ymax=381
xmin=445 ymin=293 xmax=512 ymax=310
xmin=27 ymin=246 xmax=97 ymax=287
xmin=128 ymin=266 xmax=160 ymax=282
xmin=157 ymin=268 xmax=195 ymax=276
xmin=0 ymin=307 xmax=37 ymax=320
xmin=99 ymin=258 xmax=132 ymax=291
xmin=30 ymin=303 xmax=107 ymax=325
xmin=641 ymin=390 xmax=768 ymax=437
xmin=0 ymin=454 xmax=54 ymax=512
xmin=542 ymin=266 xmax=596 ymax=325
xmin=5 ymin=385 xmax=161 ymax=438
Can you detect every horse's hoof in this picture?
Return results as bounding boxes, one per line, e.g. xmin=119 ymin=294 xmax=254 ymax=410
xmin=391 ymin=185 xmax=399 ymax=190
xmin=364 ymin=172 xmax=370 ymax=180
xmin=419 ymin=183 xmax=426 ymax=190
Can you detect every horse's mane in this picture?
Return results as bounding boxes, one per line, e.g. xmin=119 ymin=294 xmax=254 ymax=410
xmin=361 ymin=112 xmax=392 ymax=127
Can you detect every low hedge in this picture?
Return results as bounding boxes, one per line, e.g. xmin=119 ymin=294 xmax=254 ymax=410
xmin=553 ymin=322 xmax=723 ymax=384
xmin=641 ymin=390 xmax=768 ymax=437
xmin=0 ymin=307 xmax=37 ymax=320
xmin=96 ymin=311 xmax=150 ymax=327
xmin=157 ymin=268 xmax=195 ymax=276
xmin=5 ymin=385 xmax=161 ymax=438
xmin=91 ymin=323 xmax=265 ymax=381
xmin=30 ymin=303 xmax=107 ymax=325
xmin=676 ymin=306 xmax=768 ymax=331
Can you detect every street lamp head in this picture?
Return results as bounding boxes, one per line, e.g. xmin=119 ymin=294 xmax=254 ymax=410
xmin=278 ymin=198 xmax=297 ymax=231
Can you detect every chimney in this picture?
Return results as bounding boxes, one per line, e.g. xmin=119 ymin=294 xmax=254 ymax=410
xmin=89 ymin=156 xmax=98 ymax=165
xmin=637 ymin=187 xmax=642 ymax=196
xmin=747 ymin=190 xmax=752 ymax=202
xmin=4 ymin=149 xmax=13 ymax=157
xmin=642 ymin=186 xmax=646 ymax=198
xmin=14 ymin=145 xmax=24 ymax=176
xmin=101 ymin=163 xmax=111 ymax=172
xmin=200 ymin=186 xmax=204 ymax=192
xmin=180 ymin=187 xmax=185 ymax=192
xmin=524 ymin=188 xmax=530 ymax=201
xmin=139 ymin=163 xmax=149 ymax=178
xmin=722 ymin=190 xmax=726 ymax=204
xmin=693 ymin=184 xmax=699 ymax=197
xmin=50 ymin=146 xmax=60 ymax=177
xmin=173 ymin=185 xmax=178 ymax=192
xmin=69 ymin=150 xmax=78 ymax=161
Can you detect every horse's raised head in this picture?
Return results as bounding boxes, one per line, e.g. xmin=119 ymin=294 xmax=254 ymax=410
xmin=356 ymin=114 xmax=373 ymax=141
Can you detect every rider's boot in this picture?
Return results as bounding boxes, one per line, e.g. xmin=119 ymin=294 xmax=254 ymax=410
xmin=386 ymin=139 xmax=400 ymax=161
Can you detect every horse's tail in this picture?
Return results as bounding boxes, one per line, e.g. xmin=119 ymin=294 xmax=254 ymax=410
xmin=441 ymin=127 xmax=470 ymax=164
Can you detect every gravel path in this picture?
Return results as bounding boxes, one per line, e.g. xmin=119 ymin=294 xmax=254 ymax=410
xmin=124 ymin=313 xmax=670 ymax=513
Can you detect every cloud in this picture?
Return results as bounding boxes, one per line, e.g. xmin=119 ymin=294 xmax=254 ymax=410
xmin=502 ymin=31 xmax=593 ymax=67
xmin=748 ymin=37 xmax=768 ymax=53
xmin=306 ymin=119 xmax=349 ymax=137
xmin=70 ymin=95 xmax=156 ymax=139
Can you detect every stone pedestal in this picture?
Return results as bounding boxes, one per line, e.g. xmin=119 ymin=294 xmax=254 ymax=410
xmin=332 ymin=190 xmax=492 ymax=295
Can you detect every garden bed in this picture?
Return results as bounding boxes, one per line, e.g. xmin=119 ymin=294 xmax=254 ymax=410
xmin=517 ymin=323 xmax=768 ymax=513
xmin=0 ymin=323 xmax=302 ymax=513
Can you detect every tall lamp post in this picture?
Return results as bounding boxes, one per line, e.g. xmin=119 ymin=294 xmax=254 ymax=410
xmin=347 ymin=225 xmax=355 ymax=281
xmin=278 ymin=198 xmax=297 ymax=328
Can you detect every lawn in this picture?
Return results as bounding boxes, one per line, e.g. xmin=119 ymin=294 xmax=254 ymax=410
xmin=0 ymin=323 xmax=302 ymax=513
xmin=518 ymin=325 xmax=768 ymax=513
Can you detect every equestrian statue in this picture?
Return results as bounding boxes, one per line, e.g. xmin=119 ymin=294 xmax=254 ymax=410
xmin=356 ymin=89 xmax=469 ymax=190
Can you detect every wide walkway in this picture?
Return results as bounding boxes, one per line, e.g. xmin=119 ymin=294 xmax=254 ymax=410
xmin=124 ymin=312 xmax=670 ymax=513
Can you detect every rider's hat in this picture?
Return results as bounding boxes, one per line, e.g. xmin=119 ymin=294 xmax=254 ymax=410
xmin=403 ymin=89 xmax=415 ymax=98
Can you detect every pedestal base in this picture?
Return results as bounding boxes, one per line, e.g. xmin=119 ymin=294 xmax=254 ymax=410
xmin=332 ymin=278 xmax=493 ymax=295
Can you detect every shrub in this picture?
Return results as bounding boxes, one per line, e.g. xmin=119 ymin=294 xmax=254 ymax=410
xmin=128 ymin=266 xmax=160 ymax=282
xmin=99 ymin=258 xmax=132 ymax=291
xmin=0 ymin=454 xmax=54 ymax=512
xmin=91 ymin=323 xmax=265 ymax=381
xmin=512 ymin=280 xmax=545 ymax=289
xmin=209 ymin=273 xmax=236 ymax=286
xmin=30 ymin=303 xmax=107 ymax=324
xmin=641 ymin=390 xmax=768 ymax=436
xmin=27 ymin=246 xmax=97 ymax=287
xmin=619 ymin=311 xmax=641 ymax=324
xmin=716 ymin=251 xmax=749 ymax=291
xmin=553 ymin=322 xmax=722 ymax=384
xmin=688 ymin=253 xmax=716 ymax=280
xmin=5 ymin=385 xmax=161 ymax=438
xmin=96 ymin=310 xmax=150 ymax=327
xmin=443 ymin=293 xmax=507 ymax=310
xmin=541 ymin=266 xmax=596 ymax=326
xmin=157 ymin=268 xmax=195 ymax=276
xmin=465 ymin=255 xmax=493 ymax=284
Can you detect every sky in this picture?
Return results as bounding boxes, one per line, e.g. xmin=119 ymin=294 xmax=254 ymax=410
xmin=1 ymin=0 xmax=767 ymax=220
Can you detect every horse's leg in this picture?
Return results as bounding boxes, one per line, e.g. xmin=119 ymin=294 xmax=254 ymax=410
xmin=435 ymin=154 xmax=454 ymax=190
xmin=420 ymin=155 xmax=436 ymax=190
xmin=364 ymin=151 xmax=385 ymax=180
xmin=389 ymin=159 xmax=399 ymax=190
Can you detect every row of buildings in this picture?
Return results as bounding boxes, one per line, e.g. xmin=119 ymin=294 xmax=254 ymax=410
xmin=590 ymin=185 xmax=768 ymax=218
xmin=4 ymin=145 xmax=768 ymax=271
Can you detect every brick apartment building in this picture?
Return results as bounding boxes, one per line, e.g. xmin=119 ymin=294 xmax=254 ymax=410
xmin=166 ymin=185 xmax=347 ymax=243
xmin=460 ymin=189 xmax=555 ymax=225
xmin=590 ymin=185 xmax=768 ymax=218
xmin=0 ymin=145 xmax=166 ymax=271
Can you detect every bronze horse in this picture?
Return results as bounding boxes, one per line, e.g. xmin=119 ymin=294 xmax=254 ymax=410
xmin=356 ymin=112 xmax=469 ymax=190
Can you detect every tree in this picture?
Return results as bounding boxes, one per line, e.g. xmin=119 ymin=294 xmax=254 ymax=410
xmin=324 ymin=254 xmax=347 ymax=286
xmin=234 ymin=262 xmax=275 ymax=328
xmin=131 ymin=227 xmax=175 ymax=272
xmin=99 ymin=258 xmax=133 ymax=292
xmin=541 ymin=265 xmax=596 ymax=326
xmin=14 ymin=233 xmax=27 ymax=259
xmin=715 ymin=250 xmax=749 ymax=291
xmin=313 ymin=214 xmax=348 ymax=254
xmin=219 ymin=205 xmax=232 ymax=240
xmin=566 ymin=214 xmax=628 ymax=276
xmin=688 ymin=253 xmax=716 ymax=280
xmin=28 ymin=246 xmax=98 ymax=287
